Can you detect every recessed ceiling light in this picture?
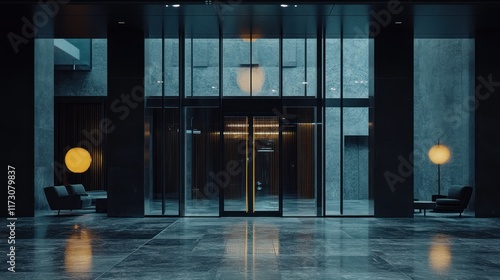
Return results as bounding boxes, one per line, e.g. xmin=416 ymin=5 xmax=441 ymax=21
xmin=172 ymin=4 xmax=180 ymax=7
xmin=118 ymin=21 xmax=125 ymax=25
xmin=395 ymin=21 xmax=402 ymax=24
xmin=281 ymin=4 xmax=288 ymax=8
xmin=294 ymin=5 xmax=298 ymax=8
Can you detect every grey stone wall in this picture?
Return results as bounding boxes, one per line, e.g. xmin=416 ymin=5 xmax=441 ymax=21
xmin=35 ymin=39 xmax=54 ymax=214
xmin=55 ymin=39 xmax=107 ymax=96
xmin=145 ymin=39 xmax=179 ymax=97
xmin=414 ymin=39 xmax=474 ymax=201
xmin=326 ymin=39 xmax=371 ymax=98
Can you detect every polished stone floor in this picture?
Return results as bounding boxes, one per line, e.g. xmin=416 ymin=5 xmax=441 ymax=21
xmin=1 ymin=213 xmax=500 ymax=279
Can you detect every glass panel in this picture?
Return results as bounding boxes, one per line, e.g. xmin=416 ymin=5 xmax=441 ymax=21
xmin=252 ymin=39 xmax=279 ymax=96
xmin=325 ymin=38 xmax=341 ymax=98
xmin=223 ymin=116 xmax=248 ymax=211
xmin=223 ymin=39 xmax=250 ymax=96
xmin=282 ymin=108 xmax=317 ymax=216
xmin=325 ymin=108 xmax=341 ymax=215
xmin=253 ymin=116 xmax=279 ymax=211
xmin=281 ymin=38 xmax=317 ymax=97
xmin=145 ymin=38 xmax=178 ymax=97
xmin=343 ymin=108 xmax=372 ymax=215
xmin=145 ymin=38 xmax=163 ymax=97
xmin=343 ymin=39 xmax=370 ymax=98
xmin=165 ymin=38 xmax=180 ymax=96
xmin=144 ymin=108 xmax=180 ymax=216
xmin=185 ymin=38 xmax=219 ymax=97
xmin=144 ymin=38 xmax=181 ymax=96
xmin=184 ymin=108 xmax=220 ymax=216
xmin=306 ymin=38 xmax=317 ymax=97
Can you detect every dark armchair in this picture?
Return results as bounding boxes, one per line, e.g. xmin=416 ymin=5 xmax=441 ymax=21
xmin=434 ymin=186 xmax=473 ymax=216
xmin=43 ymin=185 xmax=93 ymax=215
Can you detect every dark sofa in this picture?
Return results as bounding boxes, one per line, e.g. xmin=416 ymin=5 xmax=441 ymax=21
xmin=43 ymin=185 xmax=93 ymax=215
xmin=434 ymin=186 xmax=473 ymax=216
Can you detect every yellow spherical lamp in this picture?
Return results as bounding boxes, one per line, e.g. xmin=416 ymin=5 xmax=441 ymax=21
xmin=428 ymin=143 xmax=451 ymax=196
xmin=428 ymin=144 xmax=451 ymax=165
xmin=65 ymin=147 xmax=92 ymax=173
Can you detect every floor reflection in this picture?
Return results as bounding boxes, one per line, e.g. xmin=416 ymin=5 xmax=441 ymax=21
xmin=429 ymin=234 xmax=452 ymax=274
xmin=65 ymin=225 xmax=93 ymax=273
xmin=224 ymin=221 xmax=280 ymax=278
xmin=7 ymin=215 xmax=500 ymax=279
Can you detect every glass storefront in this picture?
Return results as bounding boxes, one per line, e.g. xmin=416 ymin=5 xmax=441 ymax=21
xmin=144 ymin=32 xmax=374 ymax=217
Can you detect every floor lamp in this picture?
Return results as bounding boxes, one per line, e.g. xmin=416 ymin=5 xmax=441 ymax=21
xmin=428 ymin=142 xmax=451 ymax=200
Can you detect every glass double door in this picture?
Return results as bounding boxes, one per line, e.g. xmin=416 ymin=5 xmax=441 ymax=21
xmin=222 ymin=115 xmax=280 ymax=216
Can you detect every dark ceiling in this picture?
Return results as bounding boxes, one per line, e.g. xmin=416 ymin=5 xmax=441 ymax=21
xmin=3 ymin=1 xmax=500 ymax=38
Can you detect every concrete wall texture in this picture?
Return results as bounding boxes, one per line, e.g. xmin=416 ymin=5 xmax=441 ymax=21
xmin=413 ymin=38 xmax=475 ymax=201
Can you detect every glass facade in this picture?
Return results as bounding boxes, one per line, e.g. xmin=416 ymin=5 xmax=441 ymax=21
xmin=48 ymin=31 xmax=474 ymax=218
xmin=142 ymin=32 xmax=376 ymax=217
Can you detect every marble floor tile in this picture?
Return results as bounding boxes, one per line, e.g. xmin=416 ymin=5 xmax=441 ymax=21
xmin=1 ymin=215 xmax=500 ymax=279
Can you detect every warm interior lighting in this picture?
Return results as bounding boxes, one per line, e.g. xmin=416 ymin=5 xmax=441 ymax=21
xmin=428 ymin=144 xmax=451 ymax=164
xmin=237 ymin=65 xmax=265 ymax=94
xmin=242 ymin=37 xmax=257 ymax=43
xmin=429 ymin=234 xmax=452 ymax=273
xmin=65 ymin=230 xmax=92 ymax=273
xmin=65 ymin=147 xmax=92 ymax=173
xmin=226 ymin=123 xmax=279 ymax=128
xmin=240 ymin=32 xmax=260 ymax=42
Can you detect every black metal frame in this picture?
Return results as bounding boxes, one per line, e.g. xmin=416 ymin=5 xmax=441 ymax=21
xmin=144 ymin=21 xmax=374 ymax=218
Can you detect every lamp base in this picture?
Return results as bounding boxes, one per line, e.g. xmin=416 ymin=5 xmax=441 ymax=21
xmin=432 ymin=194 xmax=447 ymax=201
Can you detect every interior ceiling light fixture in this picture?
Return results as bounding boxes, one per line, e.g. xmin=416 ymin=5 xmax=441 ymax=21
xmin=281 ymin=4 xmax=288 ymax=8
xmin=172 ymin=4 xmax=180 ymax=7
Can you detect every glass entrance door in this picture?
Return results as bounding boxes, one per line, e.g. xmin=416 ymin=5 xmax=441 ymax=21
xmin=222 ymin=115 xmax=280 ymax=216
